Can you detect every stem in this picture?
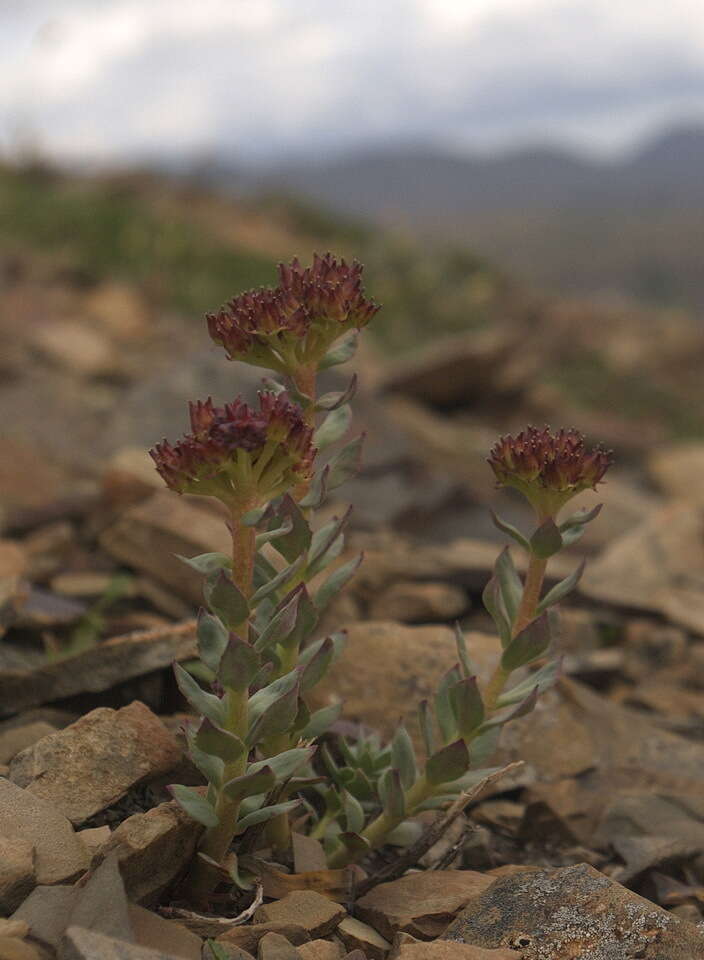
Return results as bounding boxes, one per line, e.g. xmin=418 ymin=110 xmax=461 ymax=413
xmin=261 ymin=644 xmax=299 ymax=852
xmin=231 ymin=510 xmax=256 ymax=636
xmin=292 ymin=366 xmax=317 ymax=504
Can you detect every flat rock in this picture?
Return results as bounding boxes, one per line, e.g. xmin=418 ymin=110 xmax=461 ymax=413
xmin=356 ymin=871 xmax=494 ymax=942
xmin=77 ymin=826 xmax=112 ymax=866
xmin=368 ymin=582 xmax=467 ymax=623
xmin=391 ymin=933 xmax=519 ymax=960
xmin=217 ymin=924 xmax=310 ymax=953
xmin=100 ymin=492 xmax=230 ymax=603
xmin=0 ymin=621 xmax=197 ymax=717
xmin=10 ymin=702 xmax=182 ymax=824
xmin=61 ymin=925 xmax=182 ymax=960
xmin=257 ymin=932 xmax=300 ymax=960
xmin=0 ymin=937 xmax=43 ymax=960
xmin=96 ymin=800 xmax=201 ymax=905
xmin=443 ymin=862 xmax=704 ymax=958
xmin=0 ymin=780 xmax=88 ymax=885
xmin=338 ymin=916 xmax=390 ymax=959
xmin=12 ymin=886 xmax=79 ymax=950
xmin=0 ymin=723 xmax=57 ymax=765
xmin=648 ymin=442 xmax=704 ymax=506
xmin=255 ymin=892 xmax=346 ymax=939
xmin=128 ymin=905 xmax=201 ymax=960
xmin=69 ymin=854 xmax=132 ymax=942
xmin=297 ymin=940 xmax=342 ymax=960
xmin=0 ymin=836 xmax=35 ymax=914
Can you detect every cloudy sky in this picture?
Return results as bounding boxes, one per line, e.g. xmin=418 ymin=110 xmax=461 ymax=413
xmin=3 ymin=0 xmax=704 ymax=166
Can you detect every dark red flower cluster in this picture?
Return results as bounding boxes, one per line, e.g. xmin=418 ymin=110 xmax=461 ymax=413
xmin=207 ymin=253 xmax=379 ymax=373
xmin=488 ymin=426 xmax=613 ymax=516
xmin=150 ymin=393 xmax=315 ymax=504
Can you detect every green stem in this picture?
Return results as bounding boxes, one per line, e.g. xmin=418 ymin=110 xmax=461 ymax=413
xmin=261 ymin=643 xmax=300 ymax=852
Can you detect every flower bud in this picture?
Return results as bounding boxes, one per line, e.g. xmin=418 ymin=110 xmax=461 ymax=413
xmin=150 ymin=392 xmax=315 ymax=507
xmin=488 ymin=425 xmax=613 ymax=518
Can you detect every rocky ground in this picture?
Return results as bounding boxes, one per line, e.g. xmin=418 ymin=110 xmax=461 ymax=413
xmin=4 ymin=170 xmax=704 ymax=959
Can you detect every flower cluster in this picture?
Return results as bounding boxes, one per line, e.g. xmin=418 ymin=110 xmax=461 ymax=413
xmin=207 ymin=253 xmax=379 ymax=380
xmin=488 ymin=425 xmax=613 ymax=517
xmin=150 ymin=393 xmax=314 ymax=506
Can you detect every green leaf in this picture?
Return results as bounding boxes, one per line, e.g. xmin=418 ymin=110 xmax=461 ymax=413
xmin=391 ymin=726 xmax=417 ymax=790
xmin=196 ymin=610 xmax=229 ymax=673
xmin=379 ymin=768 xmax=405 ymax=820
xmin=299 ymin=636 xmax=335 ymax=693
xmin=489 ymin=509 xmax=530 ymax=551
xmin=454 ymin=623 xmax=473 ymax=679
xmin=342 ymin=790 xmax=365 ymax=834
xmin=178 ymin=552 xmax=232 ymax=575
xmin=235 ymin=800 xmax=301 ymax=834
xmin=314 ymin=553 xmax=363 ymax=611
xmin=250 ymin=557 xmax=303 ymax=607
xmin=223 ymin=765 xmax=276 ymax=800
xmin=218 ymin=635 xmax=260 ymax=691
xmin=254 ymin=587 xmax=303 ymax=653
xmin=435 ymin=665 xmax=462 ymax=743
xmin=495 ymin=548 xmax=523 ymax=625
xmin=559 ymin=503 xmax=602 ymax=531
xmin=302 ymin=703 xmax=342 ymax=739
xmin=530 ymin=519 xmax=563 ymax=558
xmin=248 ymin=746 xmax=316 ymax=781
xmin=469 ymin=726 xmax=501 ymax=767
xmin=173 ymin=662 xmax=225 ymax=726
xmin=418 ymin=699 xmax=435 ymax=758
xmin=327 ymin=434 xmax=365 ymax=490
xmin=194 ymin=719 xmax=246 ymax=763
xmin=255 ymin=517 xmax=294 ymax=548
xmin=425 ymin=739 xmax=470 ymax=786
xmin=482 ymin=576 xmax=512 ymax=648
xmin=299 ymin=631 xmax=345 ymax=669
xmin=536 ymin=561 xmax=585 ymax=614
xmin=307 ymin=507 xmax=352 ymax=575
xmin=449 ymin=676 xmax=485 ymax=739
xmin=204 ymin=940 xmax=232 ymax=960
xmin=501 ymin=612 xmax=551 ymax=672
xmin=385 ymin=820 xmax=424 ymax=846
xmin=168 ymin=784 xmax=218 ymax=828
xmin=242 ymin=505 xmax=268 ymax=527
xmin=496 ymin=657 xmax=562 ymax=707
xmin=204 ymin=570 xmax=250 ymax=631
xmin=483 ymin=686 xmax=539 ymax=730
xmin=316 ymin=374 xmax=358 ymax=411
xmin=270 ymin=496 xmax=312 ymax=564
xmin=299 ymin=464 xmax=329 ymax=510
xmin=314 ymin=404 xmax=352 ymax=451
xmin=287 ymin=585 xmax=319 ymax=651
xmin=247 ymin=672 xmax=300 ymax=744
xmin=319 ymin=331 xmax=358 ymax=369
xmin=185 ymin=725 xmax=224 ymax=785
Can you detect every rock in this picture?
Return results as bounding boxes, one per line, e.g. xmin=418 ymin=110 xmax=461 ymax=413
xmin=443 ymin=862 xmax=704 ymax=958
xmin=50 ymin=573 xmax=119 ymax=598
xmin=84 ymin=282 xmax=149 ymax=341
xmin=580 ymin=503 xmax=704 ymax=635
xmin=255 ymin=893 xmax=346 ymax=939
xmin=12 ymin=887 xmax=79 ymax=950
xmin=338 ymin=917 xmax=391 ymax=959
xmin=22 ymin=521 xmax=75 ymax=582
xmin=102 ymin=448 xmax=164 ymax=508
xmin=0 ymin=937 xmax=43 ymax=960
xmin=0 ymin=620 xmax=197 ymax=717
xmin=15 ymin=587 xmax=86 ymax=628
xmin=309 ymin=622 xmax=500 ymax=745
xmin=0 ymin=924 xmax=28 ymax=941
xmin=10 ymin=701 xmax=182 ymax=824
xmin=257 ymin=932 xmax=300 ymax=960
xmin=0 ymin=543 xmax=27 ymax=580
xmin=96 ymin=800 xmax=201 ymax=905
xmin=60 ymin=925 xmax=182 ymax=960
xmin=69 ymin=854 xmax=132 ymax=942
xmin=77 ymin=826 xmax=111 ymax=865
xmin=368 ymin=582 xmax=467 ymax=623
xmin=297 ymin=940 xmax=342 ymax=960
xmin=291 ymin=833 xmax=327 ymax=873
xmin=0 ymin=723 xmax=57 ymax=765
xmin=391 ymin=933 xmax=519 ymax=960
xmin=217 ymin=924 xmax=310 ymax=954
xmin=100 ymin=492 xmax=230 ymax=603
xmin=32 ymin=321 xmax=115 ymax=378
xmin=0 ymin=780 xmax=88 ymax=884
xmin=648 ymin=442 xmax=704 ymax=506
xmin=127 ymin=906 xmax=201 ymax=960
xmin=0 ymin=837 xmax=35 ymax=914
xmin=356 ymin=871 xmax=494 ymax=942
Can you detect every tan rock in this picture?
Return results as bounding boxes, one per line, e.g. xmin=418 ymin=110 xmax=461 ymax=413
xmin=443 ymin=862 xmax=704 ymax=958
xmin=391 ymin=933 xmax=518 ymax=960
xmin=0 ymin=780 xmax=88 ymax=885
xmin=77 ymin=825 xmax=112 ymax=865
xmin=32 ymin=320 xmax=115 ymax=377
xmin=255 ymin=892 xmax=346 ymax=939
xmin=368 ymin=582 xmax=467 ymax=623
xmin=10 ymin=702 xmax=182 ymax=825
xmin=257 ymin=932 xmax=300 ymax=960
xmin=97 ymin=800 xmax=201 ymax=905
xmin=356 ymin=871 xmax=494 ymax=942
xmin=102 ymin=448 xmax=164 ymax=508
xmin=61 ymin=925 xmax=184 ymax=959
xmin=0 ymin=543 xmax=27 ymax=580
xmin=49 ymin=573 xmax=118 ymax=597
xmin=338 ymin=916 xmax=391 ymax=959
xmin=128 ymin=904 xmax=202 ymax=960
xmin=85 ymin=282 xmax=149 ymax=341
xmin=10 ymin=885 xmax=78 ymax=949
xmin=0 ymin=924 xmax=28 ymax=941
xmin=648 ymin=442 xmax=704 ymax=506
xmin=0 ymin=836 xmax=35 ymax=914
xmin=297 ymin=940 xmax=342 ymax=960
xmin=0 ymin=937 xmax=43 ymax=960
xmin=0 ymin=723 xmax=57 ymax=765
xmin=100 ymin=492 xmax=230 ymax=602
xmin=217 ymin=923 xmax=311 ymax=953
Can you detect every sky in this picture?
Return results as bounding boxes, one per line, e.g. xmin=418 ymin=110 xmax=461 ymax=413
xmin=3 ymin=0 xmax=704 ymax=166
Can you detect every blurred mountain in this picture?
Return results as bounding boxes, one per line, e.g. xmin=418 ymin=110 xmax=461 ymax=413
xmin=247 ymin=125 xmax=704 ymax=308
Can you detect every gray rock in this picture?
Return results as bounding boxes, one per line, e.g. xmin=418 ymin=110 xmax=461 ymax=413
xmin=69 ymin=854 xmax=132 ymax=943
xmin=0 ymin=780 xmax=88 ymax=885
xmin=0 ymin=722 xmax=57 ymax=765
xmin=12 ymin=887 xmax=79 ymax=950
xmin=127 ymin=905 xmax=201 ymax=960
xmin=0 ymin=836 xmax=35 ymax=914
xmin=61 ymin=925 xmax=181 ymax=960
xmin=10 ymin=702 xmax=182 ymax=825
xmin=257 ymin=932 xmax=300 ymax=960
xmin=443 ymin=862 xmax=704 ymax=959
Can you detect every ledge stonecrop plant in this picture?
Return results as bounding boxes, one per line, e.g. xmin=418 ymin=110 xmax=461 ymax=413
xmin=149 ymin=254 xmax=612 ymax=910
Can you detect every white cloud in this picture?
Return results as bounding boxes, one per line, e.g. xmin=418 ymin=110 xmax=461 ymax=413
xmin=1 ymin=0 xmax=704 ymax=163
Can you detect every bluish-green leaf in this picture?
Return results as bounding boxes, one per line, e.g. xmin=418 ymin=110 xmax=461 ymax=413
xmin=173 ymin=662 xmax=225 ymax=726
xmin=495 ymin=547 xmax=523 ymax=625
xmin=235 ymin=800 xmax=301 ymax=834
xmin=425 ymin=739 xmax=470 ymax=786
xmin=327 ymin=434 xmax=365 ymax=490
xmin=489 ymin=509 xmax=530 ymax=551
xmin=204 ymin=570 xmax=250 ymax=631
xmin=307 ymin=507 xmax=352 ymax=575
xmin=342 ymin=789 xmax=365 ymax=834
xmin=302 ymin=703 xmax=342 ymax=739
xmin=536 ymin=561 xmax=585 ymax=614
xmin=178 ymin=552 xmax=232 ymax=575
xmin=454 ymin=623 xmax=473 ymax=679
xmin=254 ymin=587 xmax=303 ymax=652
xmin=418 ymin=699 xmax=435 ymax=758
xmin=314 ymin=553 xmax=363 ymax=611
xmin=449 ymin=676 xmax=485 ymax=739
xmin=319 ymin=331 xmax=358 ymax=369
xmin=482 ymin=576 xmax=512 ymax=648
xmin=223 ymin=765 xmax=276 ymax=801
xmin=196 ymin=609 xmax=229 ymax=673
xmin=299 ymin=636 xmax=335 ymax=693
xmin=435 ymin=665 xmax=462 ymax=743
xmin=218 ymin=635 xmax=260 ymax=691
xmin=391 ymin=726 xmax=417 ymax=790
xmin=270 ymin=495 xmax=312 ymax=564
xmin=530 ymin=519 xmax=563 ymax=558
xmin=379 ymin=768 xmax=405 ymax=820
xmin=299 ymin=465 xmax=329 ymax=510
xmin=315 ymin=374 xmax=358 ymax=411
xmin=168 ymin=784 xmax=218 ymax=828
xmin=194 ymin=718 xmax=246 ymax=763
xmin=496 ymin=657 xmax=561 ymax=708
xmin=501 ymin=612 xmax=551 ymax=672
xmin=314 ymin=404 xmax=352 ymax=451
xmin=250 ymin=558 xmax=303 ymax=607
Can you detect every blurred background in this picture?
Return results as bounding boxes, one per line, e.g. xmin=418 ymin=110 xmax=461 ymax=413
xmin=2 ymin=0 xmax=704 ymax=526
